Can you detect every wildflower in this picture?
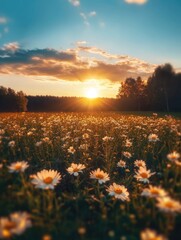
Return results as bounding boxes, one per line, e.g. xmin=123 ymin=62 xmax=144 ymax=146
xmin=79 ymin=144 xmax=89 ymax=151
xmin=42 ymin=137 xmax=51 ymax=144
xmin=117 ymin=160 xmax=126 ymax=168
xmin=107 ymin=183 xmax=129 ymax=201
xmin=125 ymin=139 xmax=132 ymax=147
xmin=78 ymin=227 xmax=86 ymax=235
xmin=122 ymin=151 xmax=132 ymax=159
xmin=68 ymin=146 xmax=76 ymax=154
xmin=102 ymin=136 xmax=113 ymax=142
xmin=134 ymin=160 xmax=146 ymax=168
xmin=82 ymin=133 xmax=89 ymax=139
xmin=8 ymin=161 xmax=29 ymax=173
xmin=35 ymin=141 xmax=42 ymax=147
xmin=0 ymin=212 xmax=31 ymax=238
xmin=90 ymin=168 xmax=110 ymax=184
xmin=8 ymin=141 xmax=15 ymax=147
xmin=167 ymin=151 xmax=180 ymax=162
xmin=156 ymin=196 xmax=181 ymax=214
xmin=148 ymin=134 xmax=159 ymax=142
xmin=67 ymin=163 xmax=86 ymax=176
xmin=134 ymin=167 xmax=155 ymax=183
xmin=141 ymin=185 xmax=168 ymax=198
xmin=141 ymin=229 xmax=167 ymax=240
xmin=31 ymin=169 xmax=61 ymax=189
xmin=42 ymin=235 xmax=52 ymax=240
xmin=175 ymin=159 xmax=181 ymax=167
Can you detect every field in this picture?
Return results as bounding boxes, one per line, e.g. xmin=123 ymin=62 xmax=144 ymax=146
xmin=0 ymin=112 xmax=181 ymax=240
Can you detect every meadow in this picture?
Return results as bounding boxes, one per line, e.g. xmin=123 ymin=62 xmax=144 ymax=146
xmin=0 ymin=112 xmax=181 ymax=240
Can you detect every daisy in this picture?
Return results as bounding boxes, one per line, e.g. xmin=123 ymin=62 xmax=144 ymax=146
xmin=141 ymin=185 xmax=168 ymax=198
xmin=134 ymin=160 xmax=146 ymax=168
xmin=8 ymin=161 xmax=29 ymax=173
xmin=68 ymin=146 xmax=76 ymax=154
xmin=67 ymin=163 xmax=86 ymax=176
xmin=8 ymin=140 xmax=15 ymax=148
xmin=167 ymin=151 xmax=180 ymax=162
xmin=117 ymin=160 xmax=126 ymax=168
xmin=82 ymin=133 xmax=89 ymax=139
xmin=148 ymin=134 xmax=159 ymax=142
xmin=31 ymin=169 xmax=61 ymax=189
xmin=107 ymin=183 xmax=129 ymax=201
xmin=125 ymin=139 xmax=132 ymax=147
xmin=122 ymin=151 xmax=132 ymax=159
xmin=134 ymin=167 xmax=155 ymax=183
xmin=141 ymin=229 xmax=167 ymax=240
xmin=0 ymin=212 xmax=31 ymax=239
xmin=90 ymin=168 xmax=110 ymax=184
xmin=102 ymin=136 xmax=113 ymax=142
xmin=156 ymin=196 xmax=181 ymax=214
xmin=35 ymin=141 xmax=42 ymax=147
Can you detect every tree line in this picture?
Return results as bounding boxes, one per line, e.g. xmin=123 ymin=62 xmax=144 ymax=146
xmin=0 ymin=63 xmax=181 ymax=112
xmin=0 ymin=87 xmax=28 ymax=112
xmin=117 ymin=63 xmax=181 ymax=112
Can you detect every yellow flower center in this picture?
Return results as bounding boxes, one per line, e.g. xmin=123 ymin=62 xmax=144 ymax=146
xmin=95 ymin=173 xmax=104 ymax=179
xmin=73 ymin=167 xmax=79 ymax=172
xmin=15 ymin=164 xmax=22 ymax=170
xmin=114 ymin=188 xmax=123 ymax=194
xmin=150 ymin=189 xmax=159 ymax=195
xmin=140 ymin=172 xmax=148 ymax=178
xmin=43 ymin=177 xmax=53 ymax=184
xmin=138 ymin=163 xmax=143 ymax=167
xmin=165 ymin=201 xmax=174 ymax=208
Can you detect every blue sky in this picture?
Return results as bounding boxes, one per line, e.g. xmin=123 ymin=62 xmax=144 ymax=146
xmin=0 ymin=0 xmax=181 ymax=97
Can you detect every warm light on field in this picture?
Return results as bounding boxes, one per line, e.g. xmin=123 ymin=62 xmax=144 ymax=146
xmin=85 ymin=87 xmax=99 ymax=98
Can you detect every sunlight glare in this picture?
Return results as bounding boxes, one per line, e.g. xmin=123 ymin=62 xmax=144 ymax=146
xmin=85 ymin=87 xmax=99 ymax=99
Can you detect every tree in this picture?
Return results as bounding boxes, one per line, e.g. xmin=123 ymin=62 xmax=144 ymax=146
xmin=146 ymin=64 xmax=175 ymax=112
xmin=0 ymin=86 xmax=28 ymax=112
xmin=117 ymin=77 xmax=146 ymax=110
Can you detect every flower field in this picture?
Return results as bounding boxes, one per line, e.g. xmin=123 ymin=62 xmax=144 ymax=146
xmin=0 ymin=112 xmax=181 ymax=240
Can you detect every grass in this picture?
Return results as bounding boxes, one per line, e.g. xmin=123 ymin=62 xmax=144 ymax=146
xmin=0 ymin=112 xmax=181 ymax=240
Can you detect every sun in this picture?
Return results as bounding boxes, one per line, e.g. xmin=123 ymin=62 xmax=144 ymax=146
xmin=85 ymin=87 xmax=99 ymax=99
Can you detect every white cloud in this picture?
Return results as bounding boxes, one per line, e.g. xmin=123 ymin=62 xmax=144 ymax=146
xmin=3 ymin=42 xmax=20 ymax=52
xmin=76 ymin=41 xmax=87 ymax=45
xmin=80 ymin=12 xmax=86 ymax=20
xmin=124 ymin=0 xmax=148 ymax=4
xmin=0 ymin=17 xmax=7 ymax=24
xmin=68 ymin=0 xmax=80 ymax=7
xmin=89 ymin=11 xmax=96 ymax=17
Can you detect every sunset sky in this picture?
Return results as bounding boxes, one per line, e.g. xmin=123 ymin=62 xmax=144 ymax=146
xmin=0 ymin=0 xmax=181 ymax=97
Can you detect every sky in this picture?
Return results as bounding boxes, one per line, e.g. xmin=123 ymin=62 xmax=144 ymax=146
xmin=0 ymin=0 xmax=181 ymax=98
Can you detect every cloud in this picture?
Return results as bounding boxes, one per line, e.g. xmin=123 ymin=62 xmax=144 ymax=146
xmin=76 ymin=41 xmax=87 ymax=45
xmin=80 ymin=11 xmax=97 ymax=26
xmin=0 ymin=17 xmax=7 ymax=24
xmin=89 ymin=11 xmax=96 ymax=17
xmin=0 ymin=44 xmax=156 ymax=83
xmin=124 ymin=0 xmax=148 ymax=4
xmin=68 ymin=0 xmax=80 ymax=7
xmin=3 ymin=42 xmax=20 ymax=52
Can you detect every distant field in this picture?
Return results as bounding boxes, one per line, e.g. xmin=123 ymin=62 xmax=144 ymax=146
xmin=0 ymin=112 xmax=181 ymax=240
